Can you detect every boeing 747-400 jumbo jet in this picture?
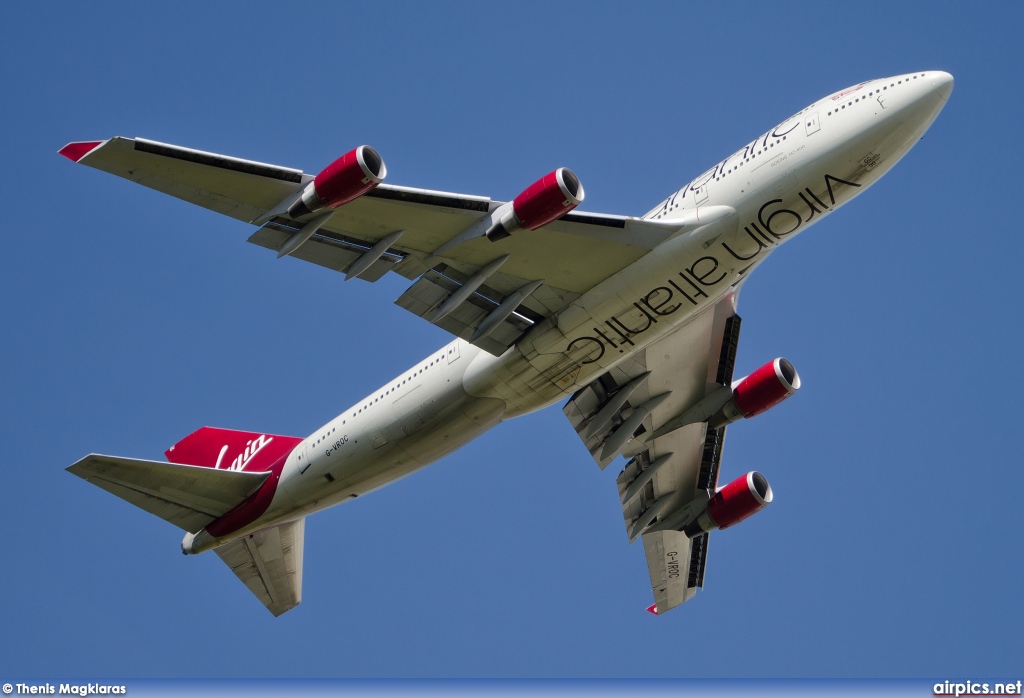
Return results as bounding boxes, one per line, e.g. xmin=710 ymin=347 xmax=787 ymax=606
xmin=63 ymin=71 xmax=953 ymax=616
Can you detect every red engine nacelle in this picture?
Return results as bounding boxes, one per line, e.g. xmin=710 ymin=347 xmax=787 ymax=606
xmin=683 ymin=471 xmax=773 ymax=537
xmin=288 ymin=145 xmax=386 ymax=219
xmin=485 ymin=167 xmax=584 ymax=241
xmin=710 ymin=357 xmax=800 ymax=428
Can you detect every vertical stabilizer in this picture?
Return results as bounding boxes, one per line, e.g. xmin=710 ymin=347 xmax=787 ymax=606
xmin=166 ymin=426 xmax=303 ymax=473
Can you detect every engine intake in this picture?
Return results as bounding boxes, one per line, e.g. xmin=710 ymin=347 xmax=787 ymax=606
xmin=710 ymin=357 xmax=800 ymax=428
xmin=486 ymin=167 xmax=584 ymax=241
xmin=683 ymin=471 xmax=773 ymax=537
xmin=288 ymin=145 xmax=386 ymax=219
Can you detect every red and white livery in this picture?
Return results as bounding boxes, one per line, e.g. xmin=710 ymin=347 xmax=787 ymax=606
xmin=63 ymin=71 xmax=953 ymax=616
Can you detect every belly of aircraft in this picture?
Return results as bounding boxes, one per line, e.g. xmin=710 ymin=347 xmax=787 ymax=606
xmin=266 ymin=387 xmax=506 ymax=522
xmin=240 ymin=89 xmax=941 ymax=539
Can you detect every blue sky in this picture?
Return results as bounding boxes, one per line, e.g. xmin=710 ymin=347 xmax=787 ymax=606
xmin=1 ymin=1 xmax=1021 ymax=679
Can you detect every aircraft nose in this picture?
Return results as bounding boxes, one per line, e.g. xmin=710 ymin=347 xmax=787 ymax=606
xmin=930 ymin=71 xmax=954 ymax=101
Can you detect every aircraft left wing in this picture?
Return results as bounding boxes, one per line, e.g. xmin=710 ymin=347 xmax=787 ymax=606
xmin=562 ymin=293 xmax=742 ymax=614
xmin=61 ymin=137 xmax=730 ymax=357
xmin=214 ymin=518 xmax=305 ymax=617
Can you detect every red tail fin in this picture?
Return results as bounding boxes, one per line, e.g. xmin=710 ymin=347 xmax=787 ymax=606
xmin=166 ymin=427 xmax=303 ymax=473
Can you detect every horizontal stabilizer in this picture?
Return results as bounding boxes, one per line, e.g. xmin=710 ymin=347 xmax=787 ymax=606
xmin=215 ymin=518 xmax=305 ymax=616
xmin=67 ymin=454 xmax=270 ymax=532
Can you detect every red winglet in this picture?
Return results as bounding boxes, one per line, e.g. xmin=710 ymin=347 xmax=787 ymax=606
xmin=646 ymin=604 xmax=659 ymax=615
xmin=58 ymin=141 xmax=103 ymax=163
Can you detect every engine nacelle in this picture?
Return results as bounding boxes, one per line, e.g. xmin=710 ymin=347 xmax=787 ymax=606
xmin=485 ymin=167 xmax=584 ymax=241
xmin=683 ymin=471 xmax=773 ymax=537
xmin=709 ymin=357 xmax=800 ymax=428
xmin=288 ymin=145 xmax=386 ymax=219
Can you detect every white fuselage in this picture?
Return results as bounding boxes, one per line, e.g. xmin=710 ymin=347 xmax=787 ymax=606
xmin=205 ymin=71 xmax=953 ymax=549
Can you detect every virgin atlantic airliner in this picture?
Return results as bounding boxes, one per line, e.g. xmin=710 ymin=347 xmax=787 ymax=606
xmin=62 ymin=71 xmax=953 ymax=615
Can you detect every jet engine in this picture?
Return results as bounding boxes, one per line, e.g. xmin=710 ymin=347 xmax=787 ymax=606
xmin=709 ymin=357 xmax=800 ymax=428
xmin=682 ymin=471 xmax=773 ymax=537
xmin=288 ymin=145 xmax=386 ymax=219
xmin=485 ymin=167 xmax=584 ymax=241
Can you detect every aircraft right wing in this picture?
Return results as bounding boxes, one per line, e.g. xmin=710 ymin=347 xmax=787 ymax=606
xmin=214 ymin=518 xmax=305 ymax=617
xmin=62 ymin=137 xmax=732 ymax=357
xmin=562 ymin=293 xmax=742 ymax=614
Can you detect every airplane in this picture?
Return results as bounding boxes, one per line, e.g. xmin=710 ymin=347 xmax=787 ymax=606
xmin=61 ymin=71 xmax=953 ymax=616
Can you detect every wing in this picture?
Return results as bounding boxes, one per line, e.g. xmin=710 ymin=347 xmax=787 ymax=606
xmin=66 ymin=454 xmax=270 ymax=532
xmin=62 ymin=137 xmax=726 ymax=356
xmin=214 ymin=518 xmax=305 ymax=617
xmin=562 ymin=292 xmax=742 ymax=614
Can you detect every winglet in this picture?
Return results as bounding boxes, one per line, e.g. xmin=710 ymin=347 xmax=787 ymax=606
xmin=58 ymin=140 xmax=104 ymax=163
xmin=646 ymin=603 xmax=659 ymax=615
